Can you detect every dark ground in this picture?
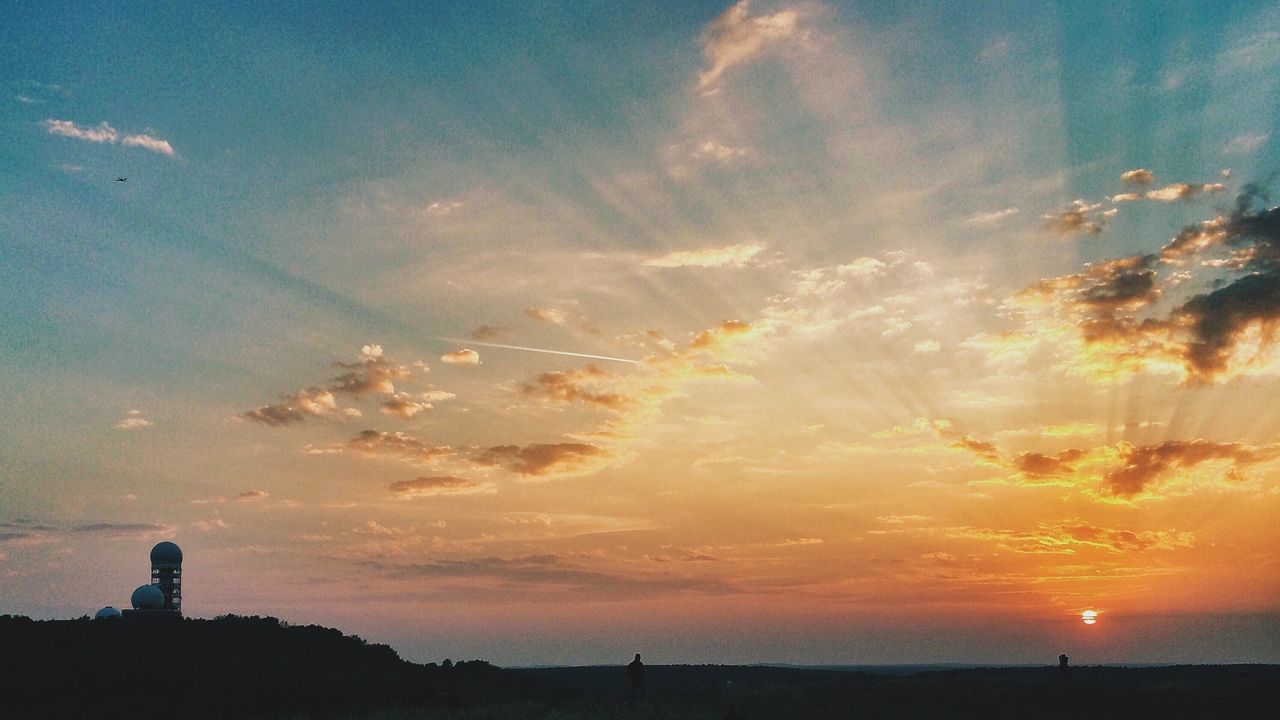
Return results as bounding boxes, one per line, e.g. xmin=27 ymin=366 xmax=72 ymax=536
xmin=1 ymin=614 xmax=1273 ymax=719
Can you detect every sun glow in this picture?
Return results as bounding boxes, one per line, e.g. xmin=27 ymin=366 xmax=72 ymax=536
xmin=1082 ymin=610 xmax=1099 ymax=625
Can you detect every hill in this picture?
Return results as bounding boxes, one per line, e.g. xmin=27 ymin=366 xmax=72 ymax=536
xmin=0 ymin=613 xmax=545 ymax=719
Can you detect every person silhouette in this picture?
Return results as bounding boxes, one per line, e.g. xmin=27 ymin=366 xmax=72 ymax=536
xmin=1059 ymin=653 xmax=1069 ymax=677
xmin=627 ymin=653 xmax=646 ymax=702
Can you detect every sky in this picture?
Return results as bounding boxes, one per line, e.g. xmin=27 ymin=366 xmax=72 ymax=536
xmin=2 ymin=0 xmax=1279 ymax=666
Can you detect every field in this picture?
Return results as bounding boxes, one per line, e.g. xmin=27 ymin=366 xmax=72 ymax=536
xmin=318 ymin=664 xmax=1274 ymax=719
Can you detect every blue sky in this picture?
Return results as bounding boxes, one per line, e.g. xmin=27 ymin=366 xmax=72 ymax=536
xmin=3 ymin=1 xmax=1279 ymax=665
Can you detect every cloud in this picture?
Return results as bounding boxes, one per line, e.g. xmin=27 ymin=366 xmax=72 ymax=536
xmin=242 ymin=387 xmax=353 ymax=426
xmin=1223 ymin=132 xmax=1269 ymax=155
xmin=913 ymin=339 xmax=941 ymax=354
xmin=1111 ymin=171 xmax=1227 ymax=203
xmin=526 ymin=307 xmax=567 ymax=324
xmin=1103 ymin=440 xmax=1268 ymax=496
xmin=440 ymin=348 xmax=481 ymax=365
xmin=938 ymin=522 xmax=1195 ymax=554
xmin=234 ymin=490 xmax=269 ymax=501
xmin=470 ymin=324 xmax=507 ymax=340
xmin=521 ymin=364 xmax=630 ymax=410
xmin=44 ymin=119 xmax=118 ymax=143
xmin=643 ymin=242 xmax=764 ymax=268
xmin=121 ymin=133 xmax=175 ymax=155
xmin=385 ymin=553 xmax=732 ymax=598
xmin=689 ymin=319 xmax=755 ymax=350
xmin=474 ymin=442 xmax=607 ymax=477
xmin=836 ymin=257 xmax=887 ymax=278
xmin=961 ymin=207 xmax=1019 ymax=226
xmin=2 ymin=520 xmax=175 ymax=546
xmin=1042 ymin=200 xmax=1116 ymax=235
xmin=951 ymin=436 xmax=1001 ymax=462
xmin=44 ymin=119 xmax=176 ymax=156
xmin=945 ymin=427 xmax=1279 ymax=498
xmin=243 ymin=345 xmax=425 ymax=426
xmin=330 ymin=344 xmax=411 ymax=394
xmin=311 ymin=430 xmax=453 ymax=465
xmin=1120 ymin=168 xmax=1154 ymax=186
xmin=1147 ymin=183 xmax=1217 ymax=202
xmin=388 ymin=475 xmax=495 ymax=498
xmin=691 ymin=139 xmax=750 ymax=163
xmin=115 ymin=410 xmax=152 ymax=430
xmin=380 ymin=389 xmax=455 ymax=418
xmin=697 ymin=0 xmax=802 ymax=94
xmin=194 ymin=517 xmax=228 ymax=532
xmin=70 ymin=523 xmax=175 ymax=538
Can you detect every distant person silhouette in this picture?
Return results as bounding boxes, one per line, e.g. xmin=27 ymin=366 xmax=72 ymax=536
xmin=1059 ymin=653 xmax=1069 ymax=677
xmin=723 ymin=701 xmax=746 ymax=719
xmin=627 ymin=653 xmax=646 ymax=702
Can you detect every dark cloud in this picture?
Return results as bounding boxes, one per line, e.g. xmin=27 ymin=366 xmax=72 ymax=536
xmin=470 ymin=325 xmax=507 ymax=341
xmin=310 ymin=430 xmax=453 ymax=465
xmin=242 ymin=402 xmax=306 ymax=426
xmin=70 ymin=523 xmax=174 ymax=538
xmin=947 ymin=428 xmax=1276 ymax=498
xmin=384 ymin=553 xmax=733 ymax=598
xmin=474 ymin=442 xmax=607 ymax=476
xmin=1103 ymin=440 xmax=1267 ymax=497
xmin=1042 ymin=200 xmax=1114 ymax=235
xmin=389 ymin=476 xmax=492 ymax=497
xmin=1013 ymin=449 xmax=1087 ymax=477
xmin=1168 ymin=190 xmax=1280 ymax=380
xmin=1012 ymin=188 xmax=1280 ymax=383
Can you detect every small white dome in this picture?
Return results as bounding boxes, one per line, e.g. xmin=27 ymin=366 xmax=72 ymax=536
xmin=131 ymin=584 xmax=165 ymax=610
xmin=95 ymin=606 xmax=123 ymax=619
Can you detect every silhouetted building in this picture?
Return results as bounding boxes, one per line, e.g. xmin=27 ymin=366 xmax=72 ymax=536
xmin=150 ymin=541 xmax=183 ymax=612
xmin=1059 ymin=653 xmax=1070 ymax=677
xmin=113 ymin=542 xmax=184 ymax=621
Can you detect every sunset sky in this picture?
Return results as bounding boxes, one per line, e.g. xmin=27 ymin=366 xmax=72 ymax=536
xmin=2 ymin=1 xmax=1279 ymax=665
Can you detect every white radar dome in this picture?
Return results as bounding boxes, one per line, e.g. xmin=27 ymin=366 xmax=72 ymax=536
xmin=131 ymin=584 xmax=165 ymax=610
xmin=94 ymin=606 xmax=123 ymax=619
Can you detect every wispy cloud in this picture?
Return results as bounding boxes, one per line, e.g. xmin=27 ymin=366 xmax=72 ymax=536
xmin=45 ymin=119 xmax=118 ymax=143
xmin=961 ymin=207 xmax=1019 ymax=226
xmin=1223 ymin=132 xmax=1269 ymax=154
xmin=120 ymin=133 xmax=175 ymax=156
xmin=697 ymin=1 xmax=803 ymax=94
xmin=643 ymin=242 xmax=764 ymax=268
xmin=44 ymin=118 xmax=176 ymax=156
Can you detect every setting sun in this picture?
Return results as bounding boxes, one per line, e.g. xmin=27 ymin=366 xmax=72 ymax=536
xmin=1082 ymin=611 xmax=1099 ymax=626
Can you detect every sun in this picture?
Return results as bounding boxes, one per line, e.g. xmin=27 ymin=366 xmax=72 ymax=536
xmin=1081 ymin=610 xmax=1099 ymax=625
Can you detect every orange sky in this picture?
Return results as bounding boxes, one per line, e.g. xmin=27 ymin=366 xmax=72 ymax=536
xmin=2 ymin=1 xmax=1279 ymax=664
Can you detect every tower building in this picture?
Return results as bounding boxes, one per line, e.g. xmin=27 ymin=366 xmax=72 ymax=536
xmin=149 ymin=541 xmax=183 ymax=613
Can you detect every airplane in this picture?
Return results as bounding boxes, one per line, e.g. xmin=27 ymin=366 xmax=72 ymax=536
xmin=116 ymin=177 xmax=127 ymax=182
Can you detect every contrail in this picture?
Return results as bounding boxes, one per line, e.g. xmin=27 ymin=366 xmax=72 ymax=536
xmin=436 ymin=337 xmax=640 ymax=365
